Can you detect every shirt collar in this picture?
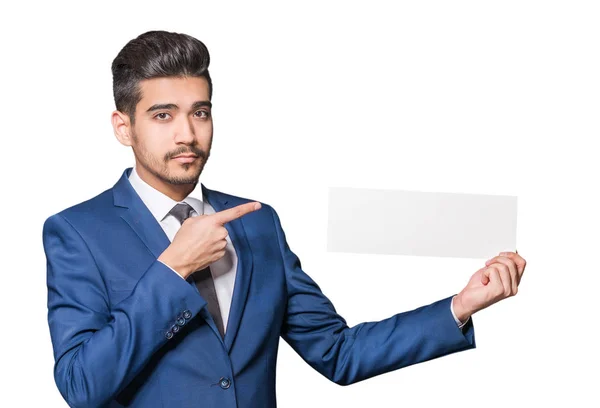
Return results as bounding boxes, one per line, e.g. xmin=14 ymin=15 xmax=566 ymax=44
xmin=127 ymin=165 xmax=205 ymax=222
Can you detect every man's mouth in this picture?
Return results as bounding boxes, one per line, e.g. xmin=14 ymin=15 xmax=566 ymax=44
xmin=172 ymin=154 xmax=198 ymax=163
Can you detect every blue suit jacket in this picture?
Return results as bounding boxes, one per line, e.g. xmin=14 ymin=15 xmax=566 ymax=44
xmin=43 ymin=167 xmax=476 ymax=407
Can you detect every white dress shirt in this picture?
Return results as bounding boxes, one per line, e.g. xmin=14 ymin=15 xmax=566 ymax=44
xmin=127 ymin=165 xmax=468 ymax=332
xmin=128 ymin=166 xmax=237 ymax=333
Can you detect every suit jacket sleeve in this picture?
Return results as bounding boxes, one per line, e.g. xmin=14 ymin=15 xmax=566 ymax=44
xmin=43 ymin=214 xmax=206 ymax=408
xmin=269 ymin=206 xmax=476 ymax=386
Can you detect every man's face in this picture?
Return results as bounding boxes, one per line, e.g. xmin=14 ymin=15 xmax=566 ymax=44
xmin=129 ymin=76 xmax=213 ymax=186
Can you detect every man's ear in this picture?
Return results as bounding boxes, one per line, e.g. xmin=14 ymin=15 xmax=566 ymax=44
xmin=112 ymin=110 xmax=133 ymax=146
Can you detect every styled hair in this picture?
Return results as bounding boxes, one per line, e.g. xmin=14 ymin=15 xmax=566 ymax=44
xmin=111 ymin=30 xmax=212 ymax=123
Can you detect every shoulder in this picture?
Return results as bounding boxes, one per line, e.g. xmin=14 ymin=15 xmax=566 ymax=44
xmin=42 ymin=187 xmax=115 ymax=236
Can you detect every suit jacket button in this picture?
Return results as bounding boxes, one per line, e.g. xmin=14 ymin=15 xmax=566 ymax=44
xmin=219 ymin=377 xmax=231 ymax=389
xmin=165 ymin=331 xmax=174 ymax=339
xmin=176 ymin=316 xmax=186 ymax=326
xmin=171 ymin=324 xmax=180 ymax=333
xmin=183 ymin=310 xmax=192 ymax=320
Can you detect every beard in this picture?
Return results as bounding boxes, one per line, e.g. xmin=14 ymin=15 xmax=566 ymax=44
xmin=131 ymin=128 xmax=212 ymax=186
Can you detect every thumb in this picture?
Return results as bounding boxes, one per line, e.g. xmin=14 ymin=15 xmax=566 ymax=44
xmin=481 ymin=267 xmax=490 ymax=285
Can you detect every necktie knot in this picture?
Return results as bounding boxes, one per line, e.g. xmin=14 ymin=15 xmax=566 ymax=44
xmin=169 ymin=202 xmax=195 ymax=225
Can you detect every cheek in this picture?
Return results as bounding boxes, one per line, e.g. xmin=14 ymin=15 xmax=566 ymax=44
xmin=138 ymin=124 xmax=173 ymax=154
xmin=195 ymin=121 xmax=213 ymax=142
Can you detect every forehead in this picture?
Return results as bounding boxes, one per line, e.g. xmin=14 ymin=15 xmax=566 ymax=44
xmin=137 ymin=76 xmax=210 ymax=108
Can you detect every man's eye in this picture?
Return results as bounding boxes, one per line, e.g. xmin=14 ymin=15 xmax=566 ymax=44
xmin=195 ymin=110 xmax=210 ymax=118
xmin=155 ymin=112 xmax=171 ymax=120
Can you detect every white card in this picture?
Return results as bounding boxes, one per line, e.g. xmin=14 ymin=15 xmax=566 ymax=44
xmin=327 ymin=187 xmax=517 ymax=259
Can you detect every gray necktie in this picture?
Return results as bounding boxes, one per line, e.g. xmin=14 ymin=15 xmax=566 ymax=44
xmin=169 ymin=202 xmax=225 ymax=338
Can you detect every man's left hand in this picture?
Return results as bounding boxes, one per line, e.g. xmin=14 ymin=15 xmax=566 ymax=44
xmin=452 ymin=251 xmax=527 ymax=323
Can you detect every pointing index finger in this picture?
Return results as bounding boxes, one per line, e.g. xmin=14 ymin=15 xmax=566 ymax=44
xmin=213 ymin=202 xmax=262 ymax=225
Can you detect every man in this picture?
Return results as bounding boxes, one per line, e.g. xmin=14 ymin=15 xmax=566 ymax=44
xmin=43 ymin=30 xmax=526 ymax=408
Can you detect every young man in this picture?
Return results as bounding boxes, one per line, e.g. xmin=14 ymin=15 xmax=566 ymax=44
xmin=43 ymin=30 xmax=526 ymax=408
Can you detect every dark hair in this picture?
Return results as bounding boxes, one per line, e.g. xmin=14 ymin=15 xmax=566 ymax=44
xmin=111 ymin=30 xmax=212 ymax=123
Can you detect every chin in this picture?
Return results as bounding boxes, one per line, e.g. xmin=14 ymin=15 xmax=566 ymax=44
xmin=169 ymin=163 xmax=202 ymax=183
xmin=166 ymin=174 xmax=200 ymax=185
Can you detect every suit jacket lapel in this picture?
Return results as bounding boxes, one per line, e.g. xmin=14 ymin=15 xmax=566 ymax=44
xmin=201 ymin=183 xmax=255 ymax=353
xmin=113 ymin=168 xmax=171 ymax=259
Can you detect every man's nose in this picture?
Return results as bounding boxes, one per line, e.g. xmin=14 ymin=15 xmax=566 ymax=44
xmin=173 ymin=117 xmax=195 ymax=144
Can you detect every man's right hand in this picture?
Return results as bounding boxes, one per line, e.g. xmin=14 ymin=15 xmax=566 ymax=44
xmin=158 ymin=201 xmax=262 ymax=279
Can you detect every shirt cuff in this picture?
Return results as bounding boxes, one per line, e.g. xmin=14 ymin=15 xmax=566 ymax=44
xmin=158 ymin=260 xmax=186 ymax=280
xmin=450 ymin=295 xmax=470 ymax=329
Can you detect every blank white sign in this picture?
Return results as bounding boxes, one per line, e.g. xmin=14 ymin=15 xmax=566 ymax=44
xmin=327 ymin=187 xmax=518 ymax=259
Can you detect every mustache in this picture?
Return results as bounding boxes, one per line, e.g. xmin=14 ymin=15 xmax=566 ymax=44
xmin=165 ymin=146 xmax=207 ymax=161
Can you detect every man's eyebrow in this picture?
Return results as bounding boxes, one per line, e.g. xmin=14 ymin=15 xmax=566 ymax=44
xmin=146 ymin=103 xmax=178 ymax=113
xmin=191 ymin=101 xmax=212 ymax=110
xmin=145 ymin=101 xmax=212 ymax=113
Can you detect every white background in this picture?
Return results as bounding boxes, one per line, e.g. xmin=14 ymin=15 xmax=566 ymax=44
xmin=1 ymin=1 xmax=598 ymax=406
